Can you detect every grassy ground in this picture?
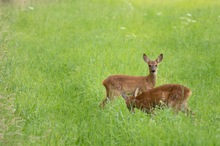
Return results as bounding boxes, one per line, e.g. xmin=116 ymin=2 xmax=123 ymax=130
xmin=0 ymin=0 xmax=220 ymax=145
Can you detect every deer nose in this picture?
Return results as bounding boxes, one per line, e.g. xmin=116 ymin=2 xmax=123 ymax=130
xmin=152 ymin=70 xmax=156 ymax=73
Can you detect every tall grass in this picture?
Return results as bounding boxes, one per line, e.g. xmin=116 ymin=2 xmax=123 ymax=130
xmin=0 ymin=0 xmax=220 ymax=145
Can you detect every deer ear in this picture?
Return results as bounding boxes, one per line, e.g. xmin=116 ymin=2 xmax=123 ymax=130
xmin=121 ymin=91 xmax=128 ymax=100
xmin=143 ymin=54 xmax=150 ymax=63
xmin=156 ymin=53 xmax=163 ymax=63
xmin=133 ymin=87 xmax=140 ymax=97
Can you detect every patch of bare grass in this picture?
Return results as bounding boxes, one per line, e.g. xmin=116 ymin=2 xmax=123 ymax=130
xmin=0 ymin=95 xmax=25 ymax=145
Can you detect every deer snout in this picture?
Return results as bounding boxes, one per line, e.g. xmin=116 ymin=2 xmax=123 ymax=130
xmin=151 ymin=70 xmax=156 ymax=73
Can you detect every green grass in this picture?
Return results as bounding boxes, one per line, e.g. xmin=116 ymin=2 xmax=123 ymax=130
xmin=0 ymin=0 xmax=220 ymax=145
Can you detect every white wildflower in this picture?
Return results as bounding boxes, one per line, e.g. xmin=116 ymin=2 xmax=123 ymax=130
xmin=186 ymin=13 xmax=192 ymax=17
xmin=156 ymin=12 xmax=162 ymax=16
xmin=29 ymin=6 xmax=34 ymax=10
xmin=186 ymin=18 xmax=191 ymax=22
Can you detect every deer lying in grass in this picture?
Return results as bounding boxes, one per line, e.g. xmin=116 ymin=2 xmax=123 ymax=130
xmin=100 ymin=53 xmax=163 ymax=108
xmin=121 ymin=84 xmax=193 ymax=115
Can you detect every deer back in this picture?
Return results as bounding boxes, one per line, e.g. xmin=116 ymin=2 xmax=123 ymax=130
xmin=102 ymin=75 xmax=149 ymax=93
xmin=122 ymin=84 xmax=192 ymax=113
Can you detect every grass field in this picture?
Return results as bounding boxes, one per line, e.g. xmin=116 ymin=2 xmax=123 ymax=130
xmin=0 ymin=0 xmax=220 ymax=145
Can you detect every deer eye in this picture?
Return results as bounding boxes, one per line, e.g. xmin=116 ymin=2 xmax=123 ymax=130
xmin=155 ymin=65 xmax=157 ymax=67
xmin=149 ymin=65 xmax=151 ymax=67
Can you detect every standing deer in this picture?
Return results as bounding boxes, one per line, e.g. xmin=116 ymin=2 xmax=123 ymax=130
xmin=100 ymin=53 xmax=163 ymax=108
xmin=121 ymin=84 xmax=193 ymax=115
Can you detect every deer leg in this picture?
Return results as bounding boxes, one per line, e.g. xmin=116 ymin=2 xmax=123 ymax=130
xmin=100 ymin=90 xmax=117 ymax=108
xmin=185 ymin=106 xmax=195 ymax=116
xmin=179 ymin=103 xmax=195 ymax=116
xmin=100 ymin=97 xmax=108 ymax=108
xmin=100 ymin=90 xmax=110 ymax=108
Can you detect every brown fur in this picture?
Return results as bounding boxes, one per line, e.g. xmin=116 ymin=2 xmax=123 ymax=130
xmin=121 ymin=84 xmax=193 ymax=115
xmin=100 ymin=54 xmax=163 ymax=108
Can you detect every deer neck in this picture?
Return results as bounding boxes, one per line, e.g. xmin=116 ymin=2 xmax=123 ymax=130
xmin=147 ymin=73 xmax=156 ymax=88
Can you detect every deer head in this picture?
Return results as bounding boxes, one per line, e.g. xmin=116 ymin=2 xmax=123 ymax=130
xmin=143 ymin=53 xmax=163 ymax=74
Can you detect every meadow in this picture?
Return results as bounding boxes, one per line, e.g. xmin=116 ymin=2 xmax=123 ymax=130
xmin=0 ymin=0 xmax=220 ymax=145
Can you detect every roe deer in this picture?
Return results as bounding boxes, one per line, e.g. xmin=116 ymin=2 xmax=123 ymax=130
xmin=100 ymin=53 xmax=163 ymax=108
xmin=121 ymin=84 xmax=193 ymax=115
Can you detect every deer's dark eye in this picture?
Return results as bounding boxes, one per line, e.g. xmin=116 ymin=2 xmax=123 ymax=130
xmin=149 ymin=65 xmax=151 ymax=67
xmin=155 ymin=65 xmax=157 ymax=67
